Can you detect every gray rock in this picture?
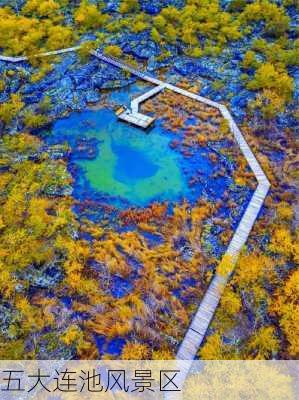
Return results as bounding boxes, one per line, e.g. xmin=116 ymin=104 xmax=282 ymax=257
xmin=85 ymin=90 xmax=101 ymax=103
xmin=44 ymin=184 xmax=73 ymax=197
xmin=17 ymin=262 xmax=64 ymax=289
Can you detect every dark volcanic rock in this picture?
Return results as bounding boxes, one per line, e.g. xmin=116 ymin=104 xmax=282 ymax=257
xmin=85 ymin=90 xmax=101 ymax=103
xmin=140 ymin=0 xmax=185 ymax=15
xmin=174 ymin=57 xmax=221 ymax=80
xmin=18 ymin=263 xmax=64 ymax=289
xmin=121 ymin=33 xmax=160 ymax=60
xmin=44 ymin=184 xmax=73 ymax=197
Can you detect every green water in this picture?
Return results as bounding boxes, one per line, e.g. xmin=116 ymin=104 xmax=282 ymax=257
xmin=78 ymin=116 xmax=185 ymax=204
xmin=49 ymin=108 xmax=188 ymax=206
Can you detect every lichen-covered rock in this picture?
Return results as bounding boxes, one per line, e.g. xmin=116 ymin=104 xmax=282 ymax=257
xmin=0 ymin=303 xmax=16 ymax=337
xmin=174 ymin=57 xmax=222 ymax=80
xmin=103 ymin=0 xmax=120 ymax=13
xmin=36 ymin=333 xmax=76 ymax=360
xmin=44 ymin=184 xmax=73 ymax=197
xmin=121 ymin=33 xmax=160 ymax=60
xmin=140 ymin=0 xmax=185 ymax=15
xmin=17 ymin=262 xmax=64 ymax=289
xmin=85 ymin=90 xmax=101 ymax=103
xmin=0 ymin=0 xmax=25 ymax=10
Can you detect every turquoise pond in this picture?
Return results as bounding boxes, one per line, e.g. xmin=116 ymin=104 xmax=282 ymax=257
xmin=45 ymin=108 xmax=193 ymax=206
xmin=41 ymin=82 xmax=235 ymax=210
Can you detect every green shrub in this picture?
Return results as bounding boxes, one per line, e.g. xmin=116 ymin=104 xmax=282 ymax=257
xmin=104 ymin=45 xmax=123 ymax=58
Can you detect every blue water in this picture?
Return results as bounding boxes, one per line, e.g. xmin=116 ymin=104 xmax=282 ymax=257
xmin=40 ymin=81 xmax=237 ymax=211
xmin=41 ymin=109 xmax=217 ymax=208
xmin=112 ymin=142 xmax=159 ymax=183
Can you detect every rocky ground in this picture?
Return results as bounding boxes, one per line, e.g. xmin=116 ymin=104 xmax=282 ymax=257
xmin=0 ymin=1 xmax=297 ymax=134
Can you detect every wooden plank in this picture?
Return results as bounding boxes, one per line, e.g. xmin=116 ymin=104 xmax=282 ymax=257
xmin=131 ymin=84 xmax=165 ymax=113
xmin=117 ymin=110 xmax=155 ymax=128
xmin=0 ymin=46 xmax=81 ymax=63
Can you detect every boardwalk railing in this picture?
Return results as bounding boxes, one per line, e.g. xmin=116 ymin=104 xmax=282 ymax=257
xmin=0 ymin=47 xmax=270 ymax=365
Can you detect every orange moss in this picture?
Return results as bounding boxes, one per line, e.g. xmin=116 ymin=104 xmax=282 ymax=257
xmin=119 ymin=202 xmax=167 ymax=225
xmin=121 ymin=342 xmax=151 ymax=360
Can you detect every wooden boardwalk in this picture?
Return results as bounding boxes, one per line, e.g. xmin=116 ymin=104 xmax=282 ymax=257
xmin=117 ymin=83 xmax=165 ymax=128
xmin=117 ymin=109 xmax=155 ymax=129
xmin=0 ymin=46 xmax=81 ymax=63
xmin=90 ymin=51 xmax=163 ymax=86
xmin=0 ymin=47 xmax=270 ymax=365
xmin=131 ymin=84 xmax=165 ymax=113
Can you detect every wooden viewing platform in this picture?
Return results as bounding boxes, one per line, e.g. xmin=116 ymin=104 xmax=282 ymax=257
xmin=115 ymin=84 xmax=165 ymax=129
xmin=116 ymin=107 xmax=155 ymax=129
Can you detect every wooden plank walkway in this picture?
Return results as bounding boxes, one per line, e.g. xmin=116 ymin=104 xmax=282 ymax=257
xmin=116 ymin=84 xmax=165 ymax=128
xmin=117 ymin=109 xmax=155 ymax=128
xmin=0 ymin=47 xmax=271 ymax=365
xmin=119 ymin=83 xmax=165 ymax=128
xmin=90 ymin=51 xmax=163 ymax=85
xmin=0 ymin=46 xmax=81 ymax=63
xmin=131 ymin=84 xmax=165 ymax=113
